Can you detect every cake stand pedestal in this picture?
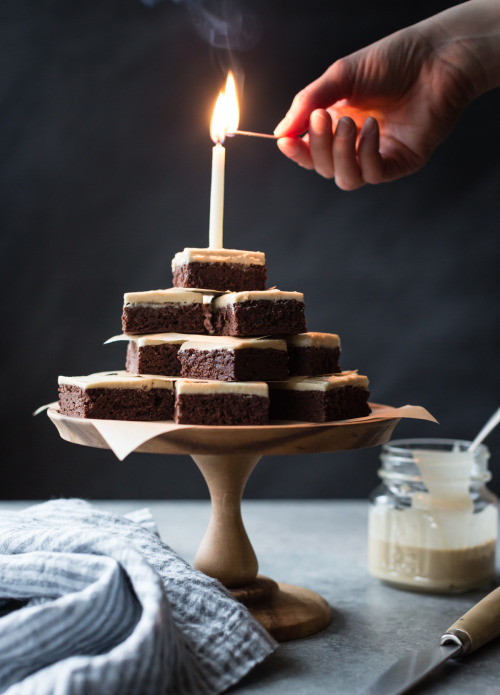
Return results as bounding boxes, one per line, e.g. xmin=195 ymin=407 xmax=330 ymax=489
xmin=48 ymin=405 xmax=400 ymax=641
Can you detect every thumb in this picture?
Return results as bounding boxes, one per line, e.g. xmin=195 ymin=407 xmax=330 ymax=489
xmin=274 ymin=60 xmax=353 ymax=137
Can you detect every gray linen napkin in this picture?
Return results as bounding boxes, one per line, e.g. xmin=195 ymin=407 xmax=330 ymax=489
xmin=0 ymin=499 xmax=276 ymax=695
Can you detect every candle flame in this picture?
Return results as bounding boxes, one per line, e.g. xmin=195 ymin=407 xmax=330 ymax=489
xmin=210 ymin=71 xmax=239 ymax=144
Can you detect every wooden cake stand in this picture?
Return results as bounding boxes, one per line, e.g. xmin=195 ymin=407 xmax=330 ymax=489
xmin=48 ymin=404 xmax=400 ymax=641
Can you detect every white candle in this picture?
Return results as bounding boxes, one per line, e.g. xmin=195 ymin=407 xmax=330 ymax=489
xmin=208 ymin=73 xmax=239 ymax=250
xmin=209 ymin=141 xmax=225 ymax=249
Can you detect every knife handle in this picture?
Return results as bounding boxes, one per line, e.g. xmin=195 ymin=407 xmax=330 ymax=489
xmin=442 ymin=584 xmax=500 ymax=654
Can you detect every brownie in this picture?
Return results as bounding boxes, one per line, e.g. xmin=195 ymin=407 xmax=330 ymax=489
xmin=121 ymin=289 xmax=206 ymax=334
xmin=117 ymin=332 xmax=203 ymax=376
xmin=106 ymin=332 xmax=195 ymax=376
xmin=172 ymin=247 xmax=267 ymax=292
xmin=286 ymin=332 xmax=341 ymax=376
xmin=175 ymin=378 xmax=269 ymax=425
xmin=178 ymin=337 xmax=288 ymax=381
xmin=212 ymin=290 xmax=306 ymax=336
xmin=126 ymin=341 xmax=181 ymax=376
xmin=58 ymin=372 xmax=175 ymax=420
xmin=173 ymin=262 xmax=267 ymax=293
xmin=269 ymin=371 xmax=371 ymax=423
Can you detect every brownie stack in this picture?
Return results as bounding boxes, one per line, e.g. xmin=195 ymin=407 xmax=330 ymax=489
xmin=58 ymin=247 xmax=371 ymax=425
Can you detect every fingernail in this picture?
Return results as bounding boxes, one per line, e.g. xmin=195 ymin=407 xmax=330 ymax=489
xmin=336 ymin=117 xmax=353 ymax=137
xmin=277 ymin=138 xmax=298 ymax=155
xmin=361 ymin=117 xmax=377 ymax=135
xmin=274 ymin=116 xmax=290 ymax=136
xmin=312 ymin=110 xmax=328 ymax=135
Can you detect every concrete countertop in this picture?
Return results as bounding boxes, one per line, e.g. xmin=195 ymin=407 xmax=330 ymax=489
xmin=1 ymin=500 xmax=499 ymax=694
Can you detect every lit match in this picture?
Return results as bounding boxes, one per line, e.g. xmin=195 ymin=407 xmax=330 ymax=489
xmin=229 ymin=130 xmax=278 ymax=140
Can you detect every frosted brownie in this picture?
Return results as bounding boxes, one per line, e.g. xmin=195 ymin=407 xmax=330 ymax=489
xmin=179 ymin=336 xmax=288 ymax=382
xmin=123 ymin=333 xmax=198 ymax=376
xmin=105 ymin=333 xmax=191 ymax=376
xmin=286 ymin=332 xmax=341 ymax=376
xmin=121 ymin=289 xmax=206 ymax=334
xmin=58 ymin=371 xmax=175 ymax=420
xmin=172 ymin=248 xmax=267 ymax=292
xmin=269 ymin=371 xmax=371 ymax=423
xmin=212 ymin=290 xmax=306 ymax=336
xmin=175 ymin=379 xmax=269 ymax=425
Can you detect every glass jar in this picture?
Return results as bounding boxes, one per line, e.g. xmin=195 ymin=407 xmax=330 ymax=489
xmin=368 ymin=438 xmax=498 ymax=593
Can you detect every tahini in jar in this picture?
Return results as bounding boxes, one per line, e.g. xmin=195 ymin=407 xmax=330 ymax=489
xmin=368 ymin=439 xmax=497 ymax=593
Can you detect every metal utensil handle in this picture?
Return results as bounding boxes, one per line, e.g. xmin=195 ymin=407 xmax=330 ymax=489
xmin=468 ymin=406 xmax=500 ymax=452
xmin=442 ymin=584 xmax=500 ymax=654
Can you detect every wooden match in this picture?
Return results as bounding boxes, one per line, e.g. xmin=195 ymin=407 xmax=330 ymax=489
xmin=230 ymin=130 xmax=279 ymax=140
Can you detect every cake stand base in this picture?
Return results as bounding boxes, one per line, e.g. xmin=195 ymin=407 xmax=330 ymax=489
xmin=232 ymin=576 xmax=331 ymax=642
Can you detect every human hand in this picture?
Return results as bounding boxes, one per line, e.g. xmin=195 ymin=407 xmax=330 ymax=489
xmin=274 ymin=22 xmax=477 ymax=189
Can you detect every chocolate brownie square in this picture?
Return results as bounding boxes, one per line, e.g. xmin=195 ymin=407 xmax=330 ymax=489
xmin=121 ymin=288 xmax=206 ymax=334
xmin=120 ymin=333 xmax=205 ymax=376
xmin=286 ymin=332 xmax=341 ymax=376
xmin=179 ymin=336 xmax=289 ymax=381
xmin=269 ymin=371 xmax=371 ymax=423
xmin=172 ymin=248 xmax=267 ymax=292
xmin=212 ymin=290 xmax=306 ymax=336
xmin=175 ymin=378 xmax=269 ymax=425
xmin=106 ymin=333 xmax=190 ymax=376
xmin=58 ymin=371 xmax=175 ymax=420
xmin=126 ymin=340 xmax=181 ymax=376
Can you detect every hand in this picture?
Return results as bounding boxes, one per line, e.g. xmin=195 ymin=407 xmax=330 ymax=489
xmin=274 ymin=22 xmax=478 ymax=190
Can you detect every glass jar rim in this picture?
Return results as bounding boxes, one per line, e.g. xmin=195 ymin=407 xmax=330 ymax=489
xmin=382 ymin=438 xmax=490 ymax=457
xmin=379 ymin=438 xmax=491 ymax=484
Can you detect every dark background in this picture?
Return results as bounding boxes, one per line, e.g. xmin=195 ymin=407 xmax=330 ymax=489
xmin=2 ymin=0 xmax=499 ymax=500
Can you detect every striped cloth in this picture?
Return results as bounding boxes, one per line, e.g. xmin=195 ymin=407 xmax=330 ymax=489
xmin=0 ymin=499 xmax=276 ymax=694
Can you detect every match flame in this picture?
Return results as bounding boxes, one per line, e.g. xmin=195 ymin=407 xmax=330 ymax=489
xmin=210 ymin=71 xmax=239 ymax=144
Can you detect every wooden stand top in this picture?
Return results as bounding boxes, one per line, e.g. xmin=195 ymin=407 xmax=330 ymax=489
xmin=47 ymin=403 xmax=401 ymax=457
